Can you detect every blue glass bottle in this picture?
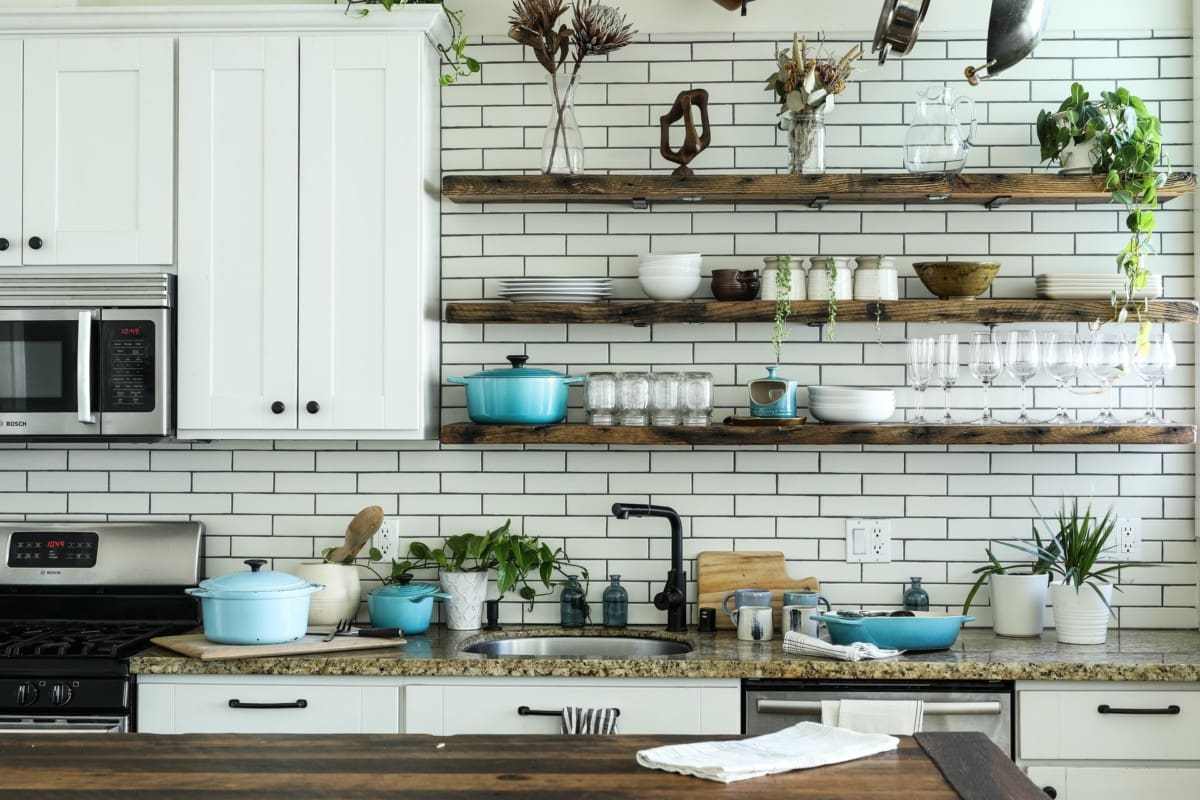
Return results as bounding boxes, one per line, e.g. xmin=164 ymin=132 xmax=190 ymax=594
xmin=903 ymin=577 xmax=930 ymax=611
xmin=602 ymin=575 xmax=628 ymax=628
xmin=560 ymin=576 xmax=587 ymax=628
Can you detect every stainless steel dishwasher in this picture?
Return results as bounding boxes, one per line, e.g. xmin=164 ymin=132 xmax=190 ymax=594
xmin=743 ymin=680 xmax=1014 ymax=757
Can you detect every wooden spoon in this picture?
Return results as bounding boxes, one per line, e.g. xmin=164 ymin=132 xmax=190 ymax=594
xmin=325 ymin=505 xmax=385 ymax=563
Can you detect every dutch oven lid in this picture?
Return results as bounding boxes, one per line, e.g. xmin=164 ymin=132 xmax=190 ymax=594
xmin=197 ymin=559 xmax=311 ymax=595
xmin=373 ymin=581 xmax=449 ymax=600
xmin=463 ymin=355 xmax=566 ymax=380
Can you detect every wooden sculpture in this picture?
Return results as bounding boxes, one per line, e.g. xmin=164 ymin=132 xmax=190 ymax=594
xmin=659 ymin=89 xmax=712 ymax=178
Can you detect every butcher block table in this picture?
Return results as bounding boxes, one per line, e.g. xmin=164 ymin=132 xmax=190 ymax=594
xmin=0 ymin=732 xmax=1042 ymax=799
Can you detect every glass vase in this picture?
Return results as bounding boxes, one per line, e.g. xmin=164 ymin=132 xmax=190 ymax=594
xmin=542 ymin=70 xmax=584 ymax=175
xmin=780 ymin=108 xmax=825 ymax=174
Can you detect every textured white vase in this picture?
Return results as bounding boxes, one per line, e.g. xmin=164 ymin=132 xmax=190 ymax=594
xmin=291 ymin=562 xmax=360 ymax=626
xmin=1058 ymin=139 xmax=1095 ymax=174
xmin=990 ymin=573 xmax=1048 ymax=638
xmin=441 ymin=570 xmax=488 ymax=631
xmin=1051 ymin=582 xmax=1113 ymax=645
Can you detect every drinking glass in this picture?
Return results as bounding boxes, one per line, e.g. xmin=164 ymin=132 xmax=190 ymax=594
xmin=1006 ymin=329 xmax=1041 ymax=424
xmin=1041 ymin=334 xmax=1083 ymax=425
xmin=585 ymin=372 xmax=618 ymax=427
xmin=1132 ymin=330 xmax=1176 ymax=424
xmin=935 ymin=334 xmax=959 ymax=424
xmin=968 ymin=331 xmax=1004 ymax=425
xmin=649 ymin=372 xmax=684 ymax=426
xmin=907 ymin=337 xmax=935 ymax=423
xmin=1086 ymin=331 xmax=1129 ymax=425
xmin=681 ymin=372 xmax=714 ymax=427
xmin=616 ymin=372 xmax=651 ymax=427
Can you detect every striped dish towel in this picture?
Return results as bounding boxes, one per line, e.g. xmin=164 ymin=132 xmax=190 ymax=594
xmin=561 ymin=707 xmax=620 ymax=735
xmin=783 ymin=631 xmax=903 ymax=662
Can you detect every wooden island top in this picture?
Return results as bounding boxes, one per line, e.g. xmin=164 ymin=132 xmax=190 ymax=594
xmin=0 ymin=731 xmax=1042 ymax=799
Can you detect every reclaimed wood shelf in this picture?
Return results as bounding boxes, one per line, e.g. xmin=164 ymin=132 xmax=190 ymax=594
xmin=441 ymin=422 xmax=1196 ymax=447
xmin=445 ymin=299 xmax=1200 ymax=326
xmin=442 ymin=172 xmax=1197 ymax=207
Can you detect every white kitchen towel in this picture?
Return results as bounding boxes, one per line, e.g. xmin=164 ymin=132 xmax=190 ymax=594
xmin=782 ymin=631 xmax=903 ymax=662
xmin=820 ymin=700 xmax=925 ymax=736
xmin=636 ymin=722 xmax=898 ymax=784
xmin=560 ymin=706 xmax=619 ymax=735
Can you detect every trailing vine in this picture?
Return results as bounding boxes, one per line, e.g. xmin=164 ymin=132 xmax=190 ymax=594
xmin=825 ymin=259 xmax=838 ymax=341
xmin=771 ymin=256 xmax=792 ymax=362
xmin=347 ymin=0 xmax=481 ymax=86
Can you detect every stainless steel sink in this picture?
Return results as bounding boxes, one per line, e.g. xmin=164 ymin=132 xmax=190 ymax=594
xmin=463 ymin=636 xmax=692 ymax=658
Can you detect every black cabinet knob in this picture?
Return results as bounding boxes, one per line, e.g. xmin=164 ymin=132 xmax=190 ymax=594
xmin=48 ymin=682 xmax=72 ymax=707
xmin=270 ymin=401 xmax=285 ymax=415
xmin=27 ymin=236 xmax=42 ymax=250
xmin=306 ymin=401 xmax=320 ymax=414
xmin=15 ymin=682 xmax=37 ymax=706
xmin=0 ymin=238 xmax=9 ymax=251
xmin=1042 ymin=788 xmax=1057 ymax=798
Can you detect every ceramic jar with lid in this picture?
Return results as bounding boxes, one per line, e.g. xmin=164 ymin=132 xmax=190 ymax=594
xmin=762 ymin=256 xmax=806 ymax=301
xmin=853 ymin=255 xmax=899 ymax=301
xmin=807 ymin=257 xmax=852 ymax=301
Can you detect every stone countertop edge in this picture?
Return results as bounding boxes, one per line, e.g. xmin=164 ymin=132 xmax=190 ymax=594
xmin=130 ymin=626 xmax=1200 ymax=682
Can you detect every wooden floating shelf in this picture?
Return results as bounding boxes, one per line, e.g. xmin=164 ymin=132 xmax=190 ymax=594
xmin=445 ymin=299 xmax=1200 ymax=326
xmin=441 ymin=423 xmax=1197 ymax=447
xmin=442 ymin=172 xmax=1197 ymax=207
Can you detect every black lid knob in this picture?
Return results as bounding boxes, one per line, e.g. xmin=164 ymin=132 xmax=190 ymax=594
xmin=244 ymin=558 xmax=268 ymax=572
xmin=270 ymin=401 xmax=285 ymax=415
xmin=507 ymin=355 xmax=529 ymax=369
xmin=0 ymin=238 xmax=8 ymax=252
xmin=306 ymin=401 xmax=320 ymax=414
xmin=27 ymin=236 xmax=42 ymax=250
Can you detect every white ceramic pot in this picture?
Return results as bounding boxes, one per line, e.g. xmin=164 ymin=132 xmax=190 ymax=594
xmin=990 ymin=573 xmax=1048 ymax=638
xmin=291 ymin=562 xmax=362 ymax=626
xmin=1058 ymin=139 xmax=1095 ymax=174
xmin=441 ymin=570 xmax=488 ymax=631
xmin=852 ymin=256 xmax=899 ymax=301
xmin=807 ymin=259 xmax=852 ymax=301
xmin=1051 ymin=582 xmax=1113 ymax=645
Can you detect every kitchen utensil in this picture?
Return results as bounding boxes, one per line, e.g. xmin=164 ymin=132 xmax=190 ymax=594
xmin=711 ymin=269 xmax=760 ymax=301
xmin=806 ymin=257 xmax=852 ymax=301
xmin=311 ymin=625 xmax=403 ymax=639
xmin=873 ymin=0 xmax=931 ymax=64
xmin=914 ymin=261 xmax=1000 ymax=299
xmin=185 ymin=559 xmax=323 ymax=645
xmin=324 ymin=505 xmax=385 ymax=564
xmin=616 ymin=372 xmax=651 ymax=426
xmin=1035 ymin=273 xmax=1162 ymax=300
xmin=324 ymin=618 xmax=352 ymax=642
xmin=782 ymin=590 xmax=831 ymax=637
xmin=680 ymin=372 xmax=714 ymax=426
xmin=367 ymin=582 xmax=448 ymax=635
xmin=721 ymin=588 xmax=774 ymax=618
xmin=905 ymin=86 xmax=977 ymax=174
xmin=732 ymin=605 xmax=774 ymax=642
xmin=449 ymin=355 xmax=584 ymax=425
xmin=965 ymin=0 xmax=1052 ymax=85
xmin=816 ymin=612 xmax=975 ymax=652
xmin=639 ymin=273 xmax=702 ymax=301
xmin=749 ymin=366 xmax=799 ymax=419
xmin=853 ymin=256 xmax=898 ymax=301
xmin=149 ymin=632 xmax=407 ymax=661
xmin=723 ymin=416 xmax=807 ymax=427
xmin=808 ymin=387 xmax=897 ymax=424
xmin=291 ymin=562 xmax=362 ymax=626
xmin=697 ymin=551 xmax=819 ymax=631
xmin=586 ymin=372 xmax=618 ymax=427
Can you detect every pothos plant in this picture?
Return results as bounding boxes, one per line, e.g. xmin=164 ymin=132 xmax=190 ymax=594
xmin=346 ymin=0 xmax=480 ymax=86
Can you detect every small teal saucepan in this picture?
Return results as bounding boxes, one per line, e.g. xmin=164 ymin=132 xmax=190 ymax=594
xmin=368 ymin=583 xmax=450 ymax=635
xmin=448 ymin=355 xmax=584 ymax=425
xmin=815 ymin=613 xmax=975 ymax=652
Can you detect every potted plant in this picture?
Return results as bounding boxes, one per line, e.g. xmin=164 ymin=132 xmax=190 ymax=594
xmin=1036 ymin=83 xmax=1105 ymax=174
xmin=963 ymin=521 xmax=1061 ymax=638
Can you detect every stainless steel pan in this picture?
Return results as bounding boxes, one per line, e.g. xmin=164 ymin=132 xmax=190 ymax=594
xmin=965 ymin=0 xmax=1053 ymax=84
xmin=873 ymin=0 xmax=932 ymax=64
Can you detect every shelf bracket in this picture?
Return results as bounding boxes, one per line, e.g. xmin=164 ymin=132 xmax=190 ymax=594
xmin=985 ymin=195 xmax=1012 ymax=210
xmin=926 ymin=193 xmax=952 ymax=202
xmin=631 ymin=197 xmax=649 ymax=210
xmin=809 ymin=195 xmax=831 ymax=210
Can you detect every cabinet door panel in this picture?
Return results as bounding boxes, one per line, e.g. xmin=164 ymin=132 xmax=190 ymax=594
xmin=177 ymin=36 xmax=299 ymax=433
xmin=0 ymin=41 xmax=19 ymax=267
xmin=23 ymin=37 xmax=173 ymax=265
xmin=299 ymin=35 xmax=425 ymax=433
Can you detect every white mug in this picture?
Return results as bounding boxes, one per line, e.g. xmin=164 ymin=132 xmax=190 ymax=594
xmin=731 ymin=605 xmax=774 ymax=642
xmin=783 ymin=604 xmax=822 ymax=638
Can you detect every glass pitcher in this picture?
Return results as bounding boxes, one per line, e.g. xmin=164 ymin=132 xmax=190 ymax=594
xmin=904 ymin=86 xmax=977 ymax=174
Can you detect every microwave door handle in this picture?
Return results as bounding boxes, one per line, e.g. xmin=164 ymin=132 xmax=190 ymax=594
xmin=77 ymin=310 xmax=96 ymax=425
xmin=755 ymin=700 xmax=1002 ymax=716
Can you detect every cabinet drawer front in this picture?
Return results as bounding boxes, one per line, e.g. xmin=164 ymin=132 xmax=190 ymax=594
xmin=1020 ymin=690 xmax=1200 ymax=760
xmin=146 ymin=682 xmax=398 ymax=734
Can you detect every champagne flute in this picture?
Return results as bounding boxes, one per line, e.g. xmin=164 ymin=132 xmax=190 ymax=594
xmin=968 ymin=331 xmax=1004 ymax=425
xmin=935 ymin=334 xmax=959 ymax=424
xmin=1086 ymin=331 xmax=1129 ymax=425
xmin=907 ymin=337 xmax=935 ymax=423
xmin=1132 ymin=329 xmax=1176 ymax=424
xmin=1042 ymin=333 xmax=1083 ymax=425
xmin=1006 ymin=329 xmax=1041 ymax=424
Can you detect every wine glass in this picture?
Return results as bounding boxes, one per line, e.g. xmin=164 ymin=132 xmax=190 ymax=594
xmin=1006 ymin=329 xmax=1041 ymax=424
xmin=1086 ymin=331 xmax=1129 ymax=425
xmin=935 ymin=334 xmax=959 ymax=424
xmin=1041 ymin=333 xmax=1083 ymax=425
xmin=1132 ymin=330 xmax=1176 ymax=424
xmin=907 ymin=337 xmax=935 ymax=423
xmin=968 ymin=331 xmax=1004 ymax=425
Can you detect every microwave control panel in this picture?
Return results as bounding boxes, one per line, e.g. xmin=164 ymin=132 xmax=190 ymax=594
xmin=101 ymin=321 xmax=156 ymax=413
xmin=7 ymin=531 xmax=99 ymax=568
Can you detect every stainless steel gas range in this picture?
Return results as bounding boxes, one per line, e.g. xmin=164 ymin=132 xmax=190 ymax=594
xmin=0 ymin=522 xmax=203 ymax=733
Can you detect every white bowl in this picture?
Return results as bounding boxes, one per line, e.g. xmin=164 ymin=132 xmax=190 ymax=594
xmin=639 ymin=273 xmax=702 ymax=301
xmin=808 ymin=386 xmax=895 ymax=399
xmin=640 ymin=252 xmax=702 ymax=262
xmin=810 ymin=404 xmax=896 ymax=424
xmin=638 ymin=267 xmax=702 ymax=278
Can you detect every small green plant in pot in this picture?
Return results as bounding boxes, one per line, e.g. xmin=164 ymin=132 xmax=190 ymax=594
xmin=963 ymin=519 xmax=1060 ymax=638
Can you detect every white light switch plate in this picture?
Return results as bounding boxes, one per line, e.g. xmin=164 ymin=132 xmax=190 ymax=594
xmin=846 ymin=519 xmax=892 ymax=563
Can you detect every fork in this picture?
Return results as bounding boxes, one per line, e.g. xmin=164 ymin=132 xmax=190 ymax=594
xmin=323 ymin=618 xmax=352 ymax=642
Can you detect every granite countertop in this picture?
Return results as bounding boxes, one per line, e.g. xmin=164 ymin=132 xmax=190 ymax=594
xmin=130 ymin=626 xmax=1200 ymax=682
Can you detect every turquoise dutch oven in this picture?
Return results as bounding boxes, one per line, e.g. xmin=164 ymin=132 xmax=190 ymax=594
xmin=449 ymin=355 xmax=584 ymax=424
xmin=815 ymin=612 xmax=975 ymax=652
xmin=368 ymin=582 xmax=451 ymax=635
xmin=187 ymin=559 xmax=323 ymax=645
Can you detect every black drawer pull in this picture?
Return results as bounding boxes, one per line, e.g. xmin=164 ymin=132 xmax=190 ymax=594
xmin=1042 ymin=788 xmax=1057 ymax=798
xmin=517 ymin=705 xmax=620 ymax=718
xmin=228 ymin=699 xmax=308 ymax=710
xmin=1097 ymin=703 xmax=1180 ymax=716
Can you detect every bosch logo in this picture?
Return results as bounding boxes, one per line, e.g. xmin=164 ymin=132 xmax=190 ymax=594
xmin=4 ymin=421 xmax=26 ymax=428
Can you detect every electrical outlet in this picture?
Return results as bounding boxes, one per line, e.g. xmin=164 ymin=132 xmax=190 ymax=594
xmin=1114 ymin=517 xmax=1142 ymax=561
xmin=846 ymin=519 xmax=892 ymax=563
xmin=372 ymin=518 xmax=401 ymax=563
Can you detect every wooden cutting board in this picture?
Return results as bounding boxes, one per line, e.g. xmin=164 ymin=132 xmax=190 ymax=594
xmin=697 ymin=551 xmax=819 ymax=630
xmin=151 ymin=634 xmax=407 ymax=661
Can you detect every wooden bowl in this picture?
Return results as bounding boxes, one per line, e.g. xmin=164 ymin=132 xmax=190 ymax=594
xmin=914 ymin=261 xmax=1000 ymax=300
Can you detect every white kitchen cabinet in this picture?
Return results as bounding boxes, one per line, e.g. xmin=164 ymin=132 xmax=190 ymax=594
xmin=0 ymin=40 xmax=20 ymax=268
xmin=22 ymin=36 xmax=173 ymax=265
xmin=1024 ymin=766 xmax=1200 ymax=800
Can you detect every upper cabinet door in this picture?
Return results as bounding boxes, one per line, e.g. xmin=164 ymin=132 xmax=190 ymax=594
xmin=177 ymin=36 xmax=300 ymax=434
xmin=23 ymin=37 xmax=174 ymax=265
xmin=299 ymin=35 xmax=431 ymax=434
xmin=0 ymin=42 xmax=20 ymax=268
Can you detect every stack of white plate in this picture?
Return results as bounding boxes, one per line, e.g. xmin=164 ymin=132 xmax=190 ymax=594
xmin=1036 ymin=273 xmax=1162 ymax=300
xmin=638 ymin=253 xmax=702 ymax=301
xmin=499 ymin=277 xmax=612 ymax=304
xmin=808 ymin=386 xmax=896 ymax=424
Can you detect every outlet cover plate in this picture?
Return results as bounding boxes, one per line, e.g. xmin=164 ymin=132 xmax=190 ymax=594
xmin=372 ymin=518 xmax=401 ymax=563
xmin=846 ymin=518 xmax=892 ymax=563
xmin=1114 ymin=517 xmax=1142 ymax=561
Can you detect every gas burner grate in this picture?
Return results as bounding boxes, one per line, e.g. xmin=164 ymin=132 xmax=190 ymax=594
xmin=0 ymin=621 xmax=182 ymax=659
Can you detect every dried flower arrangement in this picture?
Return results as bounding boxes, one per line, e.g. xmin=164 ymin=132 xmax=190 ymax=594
xmin=766 ymin=34 xmax=863 ymax=115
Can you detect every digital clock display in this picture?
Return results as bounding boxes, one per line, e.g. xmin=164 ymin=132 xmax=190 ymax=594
xmin=6 ymin=531 xmax=98 ymax=568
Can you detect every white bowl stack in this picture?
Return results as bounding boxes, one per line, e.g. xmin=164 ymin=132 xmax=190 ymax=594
xmin=638 ymin=253 xmax=703 ymax=301
xmin=808 ymin=386 xmax=896 ymax=424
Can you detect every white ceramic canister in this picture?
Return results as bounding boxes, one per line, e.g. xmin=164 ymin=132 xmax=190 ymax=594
xmin=762 ymin=256 xmax=806 ymax=301
xmin=807 ymin=257 xmax=852 ymax=301
xmin=853 ymin=255 xmax=899 ymax=301
xmin=291 ymin=562 xmax=362 ymax=626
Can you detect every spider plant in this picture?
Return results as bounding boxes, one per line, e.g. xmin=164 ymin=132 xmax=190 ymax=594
xmin=961 ymin=522 xmax=1060 ymax=615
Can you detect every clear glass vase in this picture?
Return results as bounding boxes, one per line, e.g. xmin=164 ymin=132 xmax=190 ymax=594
xmin=781 ymin=109 xmax=825 ymax=174
xmin=543 ymin=71 xmax=584 ymax=175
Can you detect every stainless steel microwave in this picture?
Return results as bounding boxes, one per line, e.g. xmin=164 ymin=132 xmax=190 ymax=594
xmin=0 ymin=274 xmax=173 ymax=439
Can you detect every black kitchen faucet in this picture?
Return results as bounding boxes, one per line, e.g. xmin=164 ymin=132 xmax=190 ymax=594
xmin=610 ymin=503 xmax=687 ymax=633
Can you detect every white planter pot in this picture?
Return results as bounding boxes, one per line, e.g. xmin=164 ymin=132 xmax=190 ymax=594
xmin=990 ymin=573 xmax=1048 ymax=638
xmin=291 ymin=562 xmax=361 ymax=626
xmin=441 ymin=570 xmax=488 ymax=631
xmin=1058 ymin=139 xmax=1095 ymax=174
xmin=1050 ymin=582 xmax=1113 ymax=645
xmin=762 ymin=268 xmax=805 ymax=301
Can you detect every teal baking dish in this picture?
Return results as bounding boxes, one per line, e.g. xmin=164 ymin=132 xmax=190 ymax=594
xmin=815 ymin=613 xmax=975 ymax=652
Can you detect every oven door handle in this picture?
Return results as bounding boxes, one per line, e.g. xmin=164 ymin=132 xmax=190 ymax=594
xmin=755 ymin=699 xmax=1003 ymax=716
xmin=77 ymin=310 xmax=97 ymax=425
xmin=0 ymin=719 xmax=125 ymax=734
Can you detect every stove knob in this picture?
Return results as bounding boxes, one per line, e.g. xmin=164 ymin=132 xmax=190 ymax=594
xmin=15 ymin=682 xmax=38 ymax=706
xmin=48 ymin=682 xmax=72 ymax=707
